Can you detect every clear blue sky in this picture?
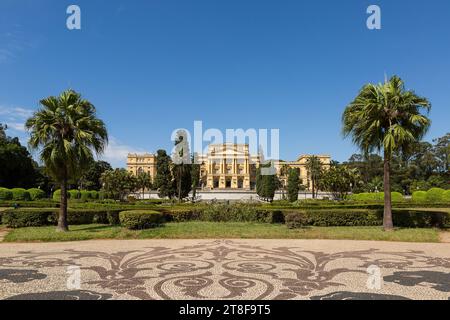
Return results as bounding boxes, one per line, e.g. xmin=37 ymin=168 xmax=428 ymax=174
xmin=1 ymin=0 xmax=449 ymax=167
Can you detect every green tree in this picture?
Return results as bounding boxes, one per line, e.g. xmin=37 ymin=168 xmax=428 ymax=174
xmin=154 ymin=149 xmax=175 ymax=199
xmin=433 ymin=133 xmax=449 ymax=174
xmin=0 ymin=124 xmax=38 ymax=188
xmin=79 ymin=160 xmax=112 ymax=190
xmin=135 ymin=171 xmax=152 ymax=200
xmin=318 ymin=164 xmax=360 ymax=200
xmin=26 ymin=90 xmax=108 ymax=231
xmin=172 ymin=131 xmax=192 ymax=201
xmin=305 ymin=156 xmax=322 ymax=199
xmin=343 ymin=76 xmax=431 ymax=230
xmin=256 ymin=162 xmax=277 ymax=202
xmin=287 ymin=168 xmax=300 ymax=202
xmin=100 ymin=169 xmax=136 ymax=201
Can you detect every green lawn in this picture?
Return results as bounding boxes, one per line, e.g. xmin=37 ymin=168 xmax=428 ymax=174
xmin=2 ymin=222 xmax=441 ymax=243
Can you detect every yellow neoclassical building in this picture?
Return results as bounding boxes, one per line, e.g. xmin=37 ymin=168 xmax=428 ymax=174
xmin=127 ymin=143 xmax=330 ymax=191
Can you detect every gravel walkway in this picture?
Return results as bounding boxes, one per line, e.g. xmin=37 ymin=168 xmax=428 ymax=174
xmin=0 ymin=239 xmax=449 ymax=300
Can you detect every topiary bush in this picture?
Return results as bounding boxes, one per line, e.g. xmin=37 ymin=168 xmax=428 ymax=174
xmin=53 ymin=189 xmax=65 ymax=201
xmin=425 ymin=188 xmax=445 ymax=203
xmin=391 ymin=192 xmax=404 ymax=202
xmin=392 ymin=209 xmax=448 ymax=228
xmin=89 ymin=190 xmax=99 ymax=200
xmin=79 ymin=190 xmax=91 ymax=202
xmin=119 ymin=210 xmax=164 ymax=229
xmin=11 ymin=188 xmax=31 ymax=201
xmin=68 ymin=189 xmax=80 ymax=200
xmin=412 ymin=191 xmax=427 ymax=202
xmin=27 ymin=188 xmax=46 ymax=200
xmin=443 ymin=190 xmax=450 ymax=203
xmin=285 ymin=211 xmax=308 ymax=229
xmin=0 ymin=188 xmax=13 ymax=200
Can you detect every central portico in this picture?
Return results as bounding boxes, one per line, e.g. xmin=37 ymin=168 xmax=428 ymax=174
xmin=197 ymin=143 xmax=260 ymax=190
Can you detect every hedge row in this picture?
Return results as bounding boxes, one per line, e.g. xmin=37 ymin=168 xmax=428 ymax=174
xmin=412 ymin=188 xmax=450 ymax=203
xmin=161 ymin=206 xmax=448 ymax=228
xmin=1 ymin=208 xmax=122 ymax=228
xmin=0 ymin=188 xmax=46 ymax=201
xmin=119 ymin=210 xmax=164 ymax=230
xmin=347 ymin=192 xmax=405 ymax=202
xmin=52 ymin=190 xmax=100 ymax=201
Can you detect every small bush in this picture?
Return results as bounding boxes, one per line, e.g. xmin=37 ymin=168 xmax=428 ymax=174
xmin=285 ymin=211 xmax=308 ymax=229
xmin=0 ymin=188 xmax=13 ymax=200
xmin=68 ymin=189 xmax=80 ymax=200
xmin=412 ymin=191 xmax=427 ymax=202
xmin=443 ymin=190 xmax=450 ymax=203
xmin=425 ymin=188 xmax=445 ymax=203
xmin=11 ymin=188 xmax=31 ymax=201
xmin=306 ymin=209 xmax=382 ymax=226
xmin=79 ymin=190 xmax=91 ymax=202
xmin=391 ymin=192 xmax=404 ymax=202
xmin=27 ymin=188 xmax=46 ymax=200
xmin=119 ymin=210 xmax=164 ymax=229
xmin=53 ymin=189 xmax=63 ymax=201
xmin=90 ymin=190 xmax=99 ymax=200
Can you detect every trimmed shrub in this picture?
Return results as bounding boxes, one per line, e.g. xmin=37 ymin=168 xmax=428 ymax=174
xmin=391 ymin=192 xmax=404 ymax=202
xmin=53 ymin=189 xmax=65 ymax=201
xmin=119 ymin=210 xmax=164 ymax=230
xmin=2 ymin=208 xmax=122 ymax=227
xmin=2 ymin=209 xmax=54 ymax=228
xmin=443 ymin=190 xmax=450 ymax=203
xmin=79 ymin=190 xmax=91 ymax=202
xmin=11 ymin=188 xmax=31 ymax=201
xmin=285 ymin=211 xmax=308 ymax=229
xmin=27 ymin=188 xmax=46 ymax=200
xmin=412 ymin=191 xmax=427 ymax=202
xmin=425 ymin=188 xmax=445 ymax=203
xmin=0 ymin=188 xmax=13 ymax=200
xmin=305 ymin=209 xmax=382 ymax=227
xmin=90 ymin=190 xmax=99 ymax=200
xmin=349 ymin=192 xmax=404 ymax=202
xmin=68 ymin=189 xmax=80 ymax=200
xmin=163 ymin=208 xmax=201 ymax=222
xmin=392 ymin=209 xmax=448 ymax=228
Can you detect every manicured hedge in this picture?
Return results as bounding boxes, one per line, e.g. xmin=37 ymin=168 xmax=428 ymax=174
xmin=444 ymin=190 xmax=450 ymax=203
xmin=305 ymin=209 xmax=382 ymax=227
xmin=68 ymin=190 xmax=80 ymax=199
xmin=119 ymin=210 xmax=164 ymax=230
xmin=0 ymin=200 xmax=59 ymax=208
xmin=162 ymin=205 xmax=284 ymax=224
xmin=27 ymin=188 xmax=46 ymax=200
xmin=0 ymin=188 xmax=13 ymax=200
xmin=2 ymin=209 xmax=55 ymax=228
xmin=11 ymin=188 xmax=31 ymax=201
xmin=412 ymin=191 xmax=427 ymax=202
xmin=348 ymin=192 xmax=405 ymax=202
xmin=285 ymin=211 xmax=308 ymax=229
xmin=1 ymin=208 xmax=122 ymax=228
xmin=425 ymin=188 xmax=446 ymax=203
xmin=79 ymin=190 xmax=91 ymax=202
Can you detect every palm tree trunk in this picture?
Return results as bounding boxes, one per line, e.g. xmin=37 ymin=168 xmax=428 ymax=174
xmin=383 ymin=149 xmax=394 ymax=231
xmin=57 ymin=175 xmax=69 ymax=232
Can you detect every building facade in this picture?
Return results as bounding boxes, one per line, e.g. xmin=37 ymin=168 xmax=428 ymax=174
xmin=127 ymin=144 xmax=330 ymax=191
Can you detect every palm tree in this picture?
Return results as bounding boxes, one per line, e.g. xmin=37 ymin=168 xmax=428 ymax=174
xmin=342 ymin=76 xmax=431 ymax=230
xmin=136 ymin=171 xmax=152 ymax=200
xmin=26 ymin=90 xmax=108 ymax=232
xmin=305 ymin=156 xmax=322 ymax=199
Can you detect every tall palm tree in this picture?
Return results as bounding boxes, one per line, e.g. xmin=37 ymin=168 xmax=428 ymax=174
xmin=342 ymin=76 xmax=431 ymax=230
xmin=305 ymin=156 xmax=322 ymax=199
xmin=26 ymin=90 xmax=108 ymax=231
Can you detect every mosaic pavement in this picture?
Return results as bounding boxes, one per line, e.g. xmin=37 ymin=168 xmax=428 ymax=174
xmin=0 ymin=239 xmax=449 ymax=300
